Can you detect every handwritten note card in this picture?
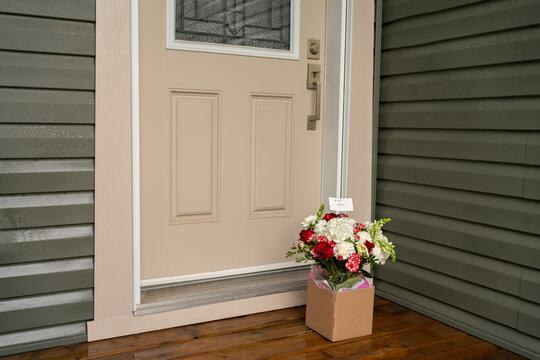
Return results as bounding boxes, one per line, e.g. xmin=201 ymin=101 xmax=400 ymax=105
xmin=329 ymin=197 xmax=354 ymax=212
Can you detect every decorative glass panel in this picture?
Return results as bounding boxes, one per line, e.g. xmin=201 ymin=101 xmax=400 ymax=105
xmin=175 ymin=0 xmax=291 ymax=51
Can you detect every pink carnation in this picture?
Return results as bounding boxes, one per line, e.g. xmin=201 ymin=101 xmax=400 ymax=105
xmin=345 ymin=253 xmax=361 ymax=273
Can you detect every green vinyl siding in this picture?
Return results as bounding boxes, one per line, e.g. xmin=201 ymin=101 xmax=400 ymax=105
xmin=374 ymin=0 xmax=540 ymax=359
xmin=0 ymin=0 xmax=95 ymax=356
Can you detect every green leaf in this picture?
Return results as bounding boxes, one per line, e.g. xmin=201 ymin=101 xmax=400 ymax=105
xmin=361 ymin=269 xmax=372 ymax=278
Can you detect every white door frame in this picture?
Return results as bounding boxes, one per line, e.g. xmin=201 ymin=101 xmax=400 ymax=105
xmin=322 ymin=0 xmax=354 ymax=204
xmin=130 ymin=0 xmax=354 ymax=309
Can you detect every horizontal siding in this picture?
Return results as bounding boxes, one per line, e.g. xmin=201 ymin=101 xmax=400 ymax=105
xmin=379 ymin=98 xmax=540 ymax=130
xmin=0 ymin=125 xmax=94 ymax=159
xmin=0 ymin=225 xmax=93 ymax=265
xmin=0 ymin=322 xmax=86 ymax=357
xmin=385 ymin=232 xmax=523 ymax=296
xmin=0 ymin=14 xmax=95 ymax=55
xmin=0 ymin=0 xmax=95 ymax=21
xmin=0 ymin=192 xmax=93 ymax=230
xmin=0 ymin=258 xmax=93 ymax=298
xmin=519 ymin=302 xmax=540 ymax=338
xmin=0 ymin=160 xmax=94 ymax=194
xmin=375 ymin=1 xmax=540 ymax=358
xmin=0 ymin=51 xmax=94 ymax=90
xmin=376 ymin=281 xmax=540 ymax=359
xmin=381 ymin=62 xmax=540 ymax=102
xmin=527 ymin=133 xmax=540 ymax=165
xmin=379 ymin=129 xmax=528 ymax=163
xmin=382 ymin=0 xmax=540 ymax=50
xmin=521 ymin=269 xmax=540 ymax=303
xmin=376 ymin=262 xmax=520 ymax=328
xmin=382 ymin=26 xmax=540 ymax=76
xmin=377 ymin=205 xmax=540 ymax=270
xmin=378 ymin=155 xmax=526 ymax=198
xmin=382 ymin=0 xmax=485 ymax=24
xmin=0 ymin=88 xmax=94 ymax=124
xmin=0 ymin=1 xmax=95 ymax=355
xmin=377 ymin=180 xmax=540 ymax=235
xmin=524 ymin=167 xmax=540 ymax=200
xmin=0 ymin=289 xmax=93 ymax=333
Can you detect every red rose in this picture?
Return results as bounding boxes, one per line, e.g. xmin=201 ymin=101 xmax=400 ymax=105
xmin=353 ymin=227 xmax=361 ymax=234
xmin=337 ymin=213 xmax=349 ymax=218
xmin=323 ymin=213 xmax=337 ymax=222
xmin=316 ymin=236 xmax=336 ymax=248
xmin=356 ymin=222 xmax=366 ymax=230
xmin=299 ymin=229 xmax=316 ymax=244
xmin=365 ymin=240 xmax=375 ymax=254
xmin=312 ymin=241 xmax=334 ymax=259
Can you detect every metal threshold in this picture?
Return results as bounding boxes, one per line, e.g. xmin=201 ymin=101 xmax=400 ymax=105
xmin=135 ymin=266 xmax=310 ymax=316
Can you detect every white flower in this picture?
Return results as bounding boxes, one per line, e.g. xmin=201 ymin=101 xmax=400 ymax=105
xmin=358 ymin=231 xmax=372 ymax=243
xmin=314 ymin=220 xmax=328 ymax=234
xmin=372 ymin=245 xmax=390 ymax=265
xmin=301 ymin=215 xmax=317 ymax=229
xmin=334 ymin=241 xmax=355 ymax=259
xmin=326 ymin=218 xmax=355 ymax=243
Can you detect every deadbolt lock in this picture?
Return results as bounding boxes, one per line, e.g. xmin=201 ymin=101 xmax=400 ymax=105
xmin=308 ymin=38 xmax=320 ymax=59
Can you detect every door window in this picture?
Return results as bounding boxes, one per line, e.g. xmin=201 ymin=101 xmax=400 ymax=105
xmin=167 ymin=0 xmax=299 ymax=59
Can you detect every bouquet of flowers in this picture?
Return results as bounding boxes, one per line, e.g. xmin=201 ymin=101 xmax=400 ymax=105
xmin=286 ymin=205 xmax=395 ymax=291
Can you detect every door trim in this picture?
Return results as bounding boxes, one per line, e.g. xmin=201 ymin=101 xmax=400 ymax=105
xmin=321 ymin=0 xmax=354 ymax=204
xmin=131 ymin=0 xmax=354 ymax=310
xmin=131 ymin=0 xmax=141 ymax=308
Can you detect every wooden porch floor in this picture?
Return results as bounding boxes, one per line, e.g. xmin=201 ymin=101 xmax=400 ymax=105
xmin=3 ymin=297 xmax=525 ymax=360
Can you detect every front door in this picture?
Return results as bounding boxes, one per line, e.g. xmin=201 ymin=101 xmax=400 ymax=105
xmin=139 ymin=0 xmax=326 ymax=280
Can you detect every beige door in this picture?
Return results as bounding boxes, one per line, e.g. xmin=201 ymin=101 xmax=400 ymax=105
xmin=139 ymin=0 xmax=326 ymax=280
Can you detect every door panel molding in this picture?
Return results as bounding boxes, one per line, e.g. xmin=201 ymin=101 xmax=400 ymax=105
xmin=249 ymin=93 xmax=293 ymax=218
xmin=169 ymin=89 xmax=220 ymax=224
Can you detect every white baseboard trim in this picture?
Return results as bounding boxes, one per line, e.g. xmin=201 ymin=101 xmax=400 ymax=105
xmin=140 ymin=261 xmax=312 ymax=288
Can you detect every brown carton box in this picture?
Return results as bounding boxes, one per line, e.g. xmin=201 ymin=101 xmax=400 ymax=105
xmin=305 ymin=279 xmax=375 ymax=342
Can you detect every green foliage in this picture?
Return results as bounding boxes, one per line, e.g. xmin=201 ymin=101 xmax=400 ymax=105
xmin=368 ymin=218 xmax=391 ymax=239
xmin=316 ymin=204 xmax=325 ymax=221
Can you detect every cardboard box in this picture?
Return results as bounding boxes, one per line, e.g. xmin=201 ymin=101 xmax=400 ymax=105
xmin=305 ymin=279 xmax=375 ymax=342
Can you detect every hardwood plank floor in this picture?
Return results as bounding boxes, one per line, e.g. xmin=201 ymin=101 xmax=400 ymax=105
xmin=2 ymin=297 xmax=525 ymax=360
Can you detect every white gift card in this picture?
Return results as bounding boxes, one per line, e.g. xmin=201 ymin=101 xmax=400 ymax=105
xmin=329 ymin=197 xmax=354 ymax=212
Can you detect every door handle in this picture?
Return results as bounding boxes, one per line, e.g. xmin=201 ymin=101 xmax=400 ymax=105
xmin=307 ymin=63 xmax=321 ymax=130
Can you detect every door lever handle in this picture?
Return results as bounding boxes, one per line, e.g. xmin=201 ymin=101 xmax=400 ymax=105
xmin=307 ymin=63 xmax=321 ymax=130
